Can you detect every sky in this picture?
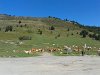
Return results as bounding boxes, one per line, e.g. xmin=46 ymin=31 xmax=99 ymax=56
xmin=0 ymin=0 xmax=100 ymax=26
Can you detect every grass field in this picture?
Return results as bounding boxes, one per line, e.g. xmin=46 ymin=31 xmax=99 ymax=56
xmin=0 ymin=18 xmax=100 ymax=57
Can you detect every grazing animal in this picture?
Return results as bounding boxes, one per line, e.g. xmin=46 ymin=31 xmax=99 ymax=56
xmin=73 ymin=47 xmax=81 ymax=52
xmin=64 ymin=46 xmax=72 ymax=53
xmin=37 ymin=48 xmax=44 ymax=52
xmin=24 ymin=50 xmax=32 ymax=54
xmin=24 ymin=48 xmax=45 ymax=54
xmin=47 ymin=47 xmax=62 ymax=52
xmin=97 ymin=50 xmax=100 ymax=56
xmin=86 ymin=46 xmax=92 ymax=51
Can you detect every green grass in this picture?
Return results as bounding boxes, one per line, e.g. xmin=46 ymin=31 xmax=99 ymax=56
xmin=53 ymin=51 xmax=80 ymax=56
xmin=53 ymin=50 xmax=98 ymax=56
xmin=0 ymin=19 xmax=100 ymax=57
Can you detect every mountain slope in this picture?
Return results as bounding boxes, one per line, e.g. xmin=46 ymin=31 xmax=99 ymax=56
xmin=0 ymin=14 xmax=100 ymax=57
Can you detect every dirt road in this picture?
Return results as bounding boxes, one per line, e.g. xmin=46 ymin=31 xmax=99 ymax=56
xmin=0 ymin=53 xmax=100 ymax=75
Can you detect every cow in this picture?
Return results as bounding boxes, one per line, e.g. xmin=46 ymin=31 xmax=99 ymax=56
xmin=47 ymin=47 xmax=62 ymax=52
xmin=63 ymin=46 xmax=72 ymax=54
xmin=24 ymin=50 xmax=32 ymax=54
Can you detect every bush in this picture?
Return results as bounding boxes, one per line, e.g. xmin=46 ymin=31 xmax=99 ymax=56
xmin=57 ymin=34 xmax=60 ymax=37
xmin=88 ymin=33 xmax=100 ymax=40
xmin=0 ymin=28 xmax=1 ymax=31
xmin=5 ymin=26 xmax=13 ymax=32
xmin=27 ymin=29 xmax=33 ymax=33
xmin=19 ymin=20 xmax=21 ymax=24
xmin=37 ymin=28 xmax=42 ymax=35
xmin=20 ymin=25 xmax=23 ymax=27
xmin=80 ymin=30 xmax=88 ymax=38
xmin=76 ymin=32 xmax=78 ymax=34
xmin=55 ymin=34 xmax=61 ymax=39
xmin=67 ymin=28 xmax=70 ymax=31
xmin=39 ymin=30 xmax=42 ymax=35
xmin=88 ymin=34 xmax=92 ymax=38
xmin=94 ymin=34 xmax=100 ymax=40
xmin=49 ymin=26 xmax=55 ymax=30
xmin=18 ymin=36 xmax=32 ymax=40
xmin=71 ymin=33 xmax=74 ymax=35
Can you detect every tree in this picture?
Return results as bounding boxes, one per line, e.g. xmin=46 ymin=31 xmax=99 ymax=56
xmin=5 ymin=26 xmax=13 ymax=32
xmin=0 ymin=28 xmax=1 ymax=31
xmin=24 ymin=24 xmax=27 ymax=27
xmin=48 ymin=16 xmax=52 ymax=18
xmin=9 ymin=26 xmax=13 ymax=31
xmin=16 ymin=25 xmax=19 ymax=27
xmin=49 ymin=26 xmax=55 ymax=30
xmin=67 ymin=28 xmax=70 ymax=31
xmin=18 ymin=20 xmax=21 ymax=24
xmin=71 ymin=33 xmax=74 ymax=35
xmin=20 ymin=25 xmax=23 ymax=27
xmin=39 ymin=30 xmax=42 ymax=35
xmin=65 ymin=19 xmax=68 ymax=21
xmin=98 ymin=34 xmax=100 ymax=40
xmin=94 ymin=34 xmax=100 ymax=40
xmin=57 ymin=34 xmax=60 ymax=37
xmin=92 ymin=33 xmax=96 ymax=39
xmin=80 ymin=30 xmax=88 ymax=38
xmin=37 ymin=28 xmax=42 ymax=35
xmin=88 ymin=34 xmax=92 ymax=38
xmin=76 ymin=32 xmax=78 ymax=34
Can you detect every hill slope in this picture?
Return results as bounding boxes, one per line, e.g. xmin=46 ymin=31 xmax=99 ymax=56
xmin=0 ymin=14 xmax=100 ymax=57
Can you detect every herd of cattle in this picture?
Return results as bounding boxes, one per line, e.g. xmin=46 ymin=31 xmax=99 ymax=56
xmin=13 ymin=45 xmax=100 ymax=56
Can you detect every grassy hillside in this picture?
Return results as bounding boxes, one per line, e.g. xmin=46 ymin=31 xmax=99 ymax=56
xmin=0 ymin=14 xmax=100 ymax=57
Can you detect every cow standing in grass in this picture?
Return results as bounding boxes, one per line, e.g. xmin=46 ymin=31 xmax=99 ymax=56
xmin=64 ymin=46 xmax=72 ymax=54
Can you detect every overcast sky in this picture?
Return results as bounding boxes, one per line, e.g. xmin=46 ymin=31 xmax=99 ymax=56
xmin=0 ymin=0 xmax=100 ymax=26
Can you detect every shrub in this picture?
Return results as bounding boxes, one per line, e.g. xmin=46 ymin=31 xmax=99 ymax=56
xmin=5 ymin=26 xmax=13 ymax=32
xmin=39 ymin=30 xmax=42 ymax=35
xmin=0 ymin=28 xmax=1 ymax=31
xmin=20 ymin=25 xmax=23 ymax=27
xmin=55 ymin=34 xmax=61 ymax=39
xmin=67 ymin=28 xmax=70 ymax=31
xmin=16 ymin=25 xmax=19 ymax=27
xmin=57 ymin=34 xmax=60 ymax=37
xmin=24 ymin=24 xmax=27 ymax=27
xmin=71 ymin=33 xmax=74 ymax=35
xmin=19 ymin=20 xmax=21 ymax=24
xmin=18 ymin=36 xmax=32 ymax=40
xmin=76 ymin=32 xmax=78 ymax=34
xmin=37 ymin=28 xmax=42 ymax=35
xmin=93 ymin=34 xmax=100 ymax=40
xmin=27 ymin=29 xmax=33 ymax=33
xmin=80 ymin=30 xmax=88 ymax=38
xmin=88 ymin=34 xmax=92 ymax=38
xmin=49 ymin=26 xmax=55 ymax=30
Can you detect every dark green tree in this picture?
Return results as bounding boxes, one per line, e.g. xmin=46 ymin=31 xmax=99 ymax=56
xmin=80 ymin=30 xmax=88 ymax=38
xmin=18 ymin=20 xmax=21 ymax=24
xmin=37 ymin=28 xmax=42 ymax=35
xmin=67 ymin=28 xmax=70 ymax=31
xmin=49 ymin=26 xmax=55 ymax=30
xmin=88 ymin=34 xmax=92 ymax=38
xmin=0 ymin=28 xmax=1 ymax=31
xmin=94 ymin=34 xmax=100 ymax=40
xmin=5 ymin=26 xmax=13 ymax=32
